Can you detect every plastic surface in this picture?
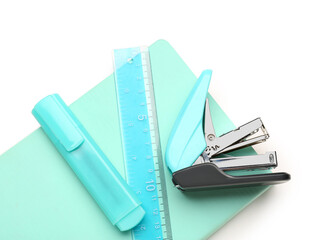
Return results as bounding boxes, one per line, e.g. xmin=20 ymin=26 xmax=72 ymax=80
xmin=165 ymin=70 xmax=212 ymax=172
xmin=0 ymin=40 xmax=270 ymax=240
xmin=32 ymin=94 xmax=145 ymax=231
xmin=114 ymin=47 xmax=172 ymax=239
xmin=172 ymin=164 xmax=291 ymax=191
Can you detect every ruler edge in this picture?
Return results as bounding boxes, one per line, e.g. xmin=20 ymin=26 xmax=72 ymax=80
xmin=113 ymin=46 xmax=173 ymax=240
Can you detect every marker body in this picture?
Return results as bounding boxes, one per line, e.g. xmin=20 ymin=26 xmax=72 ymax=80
xmin=32 ymin=94 xmax=145 ymax=231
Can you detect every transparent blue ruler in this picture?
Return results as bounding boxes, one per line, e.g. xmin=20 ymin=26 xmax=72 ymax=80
xmin=114 ymin=47 xmax=173 ymax=240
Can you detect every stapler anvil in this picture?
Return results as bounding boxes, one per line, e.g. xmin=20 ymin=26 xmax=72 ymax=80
xmin=165 ymin=70 xmax=290 ymax=191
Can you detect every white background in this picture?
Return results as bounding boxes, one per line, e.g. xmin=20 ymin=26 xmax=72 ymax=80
xmin=0 ymin=1 xmax=325 ymax=239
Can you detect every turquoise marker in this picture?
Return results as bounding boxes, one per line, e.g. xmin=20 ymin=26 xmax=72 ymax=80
xmin=32 ymin=94 xmax=145 ymax=231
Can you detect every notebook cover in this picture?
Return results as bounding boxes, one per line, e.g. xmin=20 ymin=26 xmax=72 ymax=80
xmin=0 ymin=40 xmax=269 ymax=240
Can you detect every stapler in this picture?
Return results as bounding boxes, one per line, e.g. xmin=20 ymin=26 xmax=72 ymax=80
xmin=165 ymin=70 xmax=290 ymax=191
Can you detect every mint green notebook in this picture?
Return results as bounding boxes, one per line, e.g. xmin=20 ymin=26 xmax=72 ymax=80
xmin=0 ymin=40 xmax=269 ymax=240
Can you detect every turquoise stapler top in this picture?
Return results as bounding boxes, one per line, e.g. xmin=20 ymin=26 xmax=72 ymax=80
xmin=32 ymin=94 xmax=145 ymax=231
xmin=165 ymin=70 xmax=212 ymax=172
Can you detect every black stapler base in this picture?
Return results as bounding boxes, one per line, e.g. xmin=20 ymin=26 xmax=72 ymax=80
xmin=172 ymin=163 xmax=291 ymax=191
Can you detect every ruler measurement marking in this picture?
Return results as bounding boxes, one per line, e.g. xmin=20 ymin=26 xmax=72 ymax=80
xmin=141 ymin=49 xmax=173 ymax=240
xmin=114 ymin=47 xmax=172 ymax=240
